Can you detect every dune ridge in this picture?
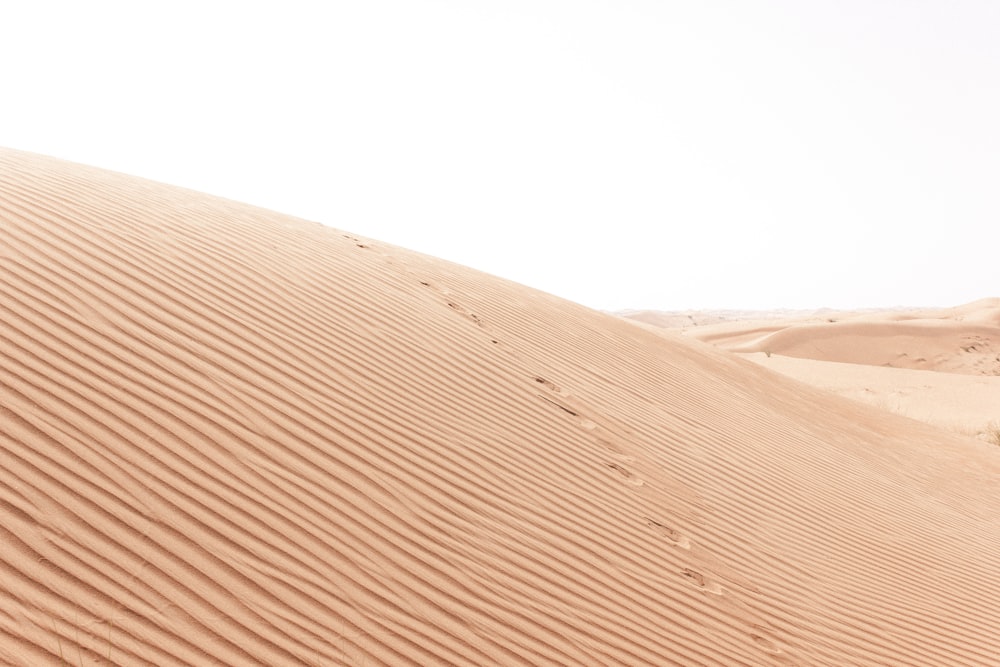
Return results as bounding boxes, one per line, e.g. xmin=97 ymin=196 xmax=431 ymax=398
xmin=2 ymin=149 xmax=1000 ymax=665
xmin=673 ymin=303 xmax=1000 ymax=376
xmin=633 ymin=303 xmax=1000 ymax=443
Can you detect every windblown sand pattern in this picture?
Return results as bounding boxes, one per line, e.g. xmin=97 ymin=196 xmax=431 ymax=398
xmin=1 ymin=149 xmax=999 ymax=665
xmin=637 ymin=304 xmax=1000 ymax=443
xmin=677 ymin=302 xmax=1000 ymax=376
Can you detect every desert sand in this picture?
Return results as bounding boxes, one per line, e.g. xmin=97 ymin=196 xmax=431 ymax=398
xmin=686 ymin=301 xmax=1000 ymax=374
xmin=634 ymin=303 xmax=1000 ymax=444
xmin=2 ymin=148 xmax=1000 ymax=666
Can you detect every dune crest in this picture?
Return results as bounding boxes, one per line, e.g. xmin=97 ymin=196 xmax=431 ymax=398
xmin=676 ymin=303 xmax=1000 ymax=375
xmin=630 ymin=304 xmax=1000 ymax=443
xmin=2 ymin=149 xmax=1000 ymax=666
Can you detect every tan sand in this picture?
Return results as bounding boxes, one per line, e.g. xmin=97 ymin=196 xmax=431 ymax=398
xmin=682 ymin=302 xmax=1000 ymax=375
xmin=634 ymin=303 xmax=1000 ymax=442
xmin=2 ymin=148 xmax=1000 ymax=666
xmin=742 ymin=353 xmax=1000 ymax=441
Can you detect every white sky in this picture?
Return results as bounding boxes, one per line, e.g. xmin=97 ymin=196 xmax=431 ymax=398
xmin=2 ymin=1 xmax=998 ymax=311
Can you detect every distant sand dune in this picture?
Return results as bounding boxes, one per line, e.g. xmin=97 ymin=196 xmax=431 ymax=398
xmin=632 ymin=303 xmax=1000 ymax=443
xmin=680 ymin=302 xmax=1000 ymax=375
xmin=3 ymin=149 xmax=1000 ymax=665
xmin=742 ymin=352 xmax=1000 ymax=441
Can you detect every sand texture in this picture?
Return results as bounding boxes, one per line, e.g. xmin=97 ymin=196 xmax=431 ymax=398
xmin=637 ymin=304 xmax=1000 ymax=443
xmin=678 ymin=302 xmax=1000 ymax=375
xmin=2 ymin=149 xmax=1000 ymax=666
xmin=742 ymin=353 xmax=1000 ymax=443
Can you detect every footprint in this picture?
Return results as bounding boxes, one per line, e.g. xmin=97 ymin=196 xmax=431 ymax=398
xmin=341 ymin=234 xmax=369 ymax=248
xmin=606 ymin=463 xmax=644 ymax=486
xmin=594 ymin=437 xmax=624 ymax=454
xmin=534 ymin=376 xmax=560 ymax=392
xmin=447 ymin=301 xmax=483 ymax=326
xmin=751 ymin=634 xmax=779 ymax=652
xmin=750 ymin=626 xmax=785 ymax=656
xmin=644 ymin=518 xmax=691 ymax=549
xmin=537 ymin=394 xmax=579 ymax=417
xmin=680 ymin=568 xmax=723 ymax=594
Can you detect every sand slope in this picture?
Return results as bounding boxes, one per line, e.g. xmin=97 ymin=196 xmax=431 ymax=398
xmin=742 ymin=352 xmax=1000 ymax=441
xmin=685 ymin=303 xmax=1000 ymax=375
xmin=2 ymin=149 xmax=1000 ymax=666
xmin=638 ymin=304 xmax=1000 ymax=443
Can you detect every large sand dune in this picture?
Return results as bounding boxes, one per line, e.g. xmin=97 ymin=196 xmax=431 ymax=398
xmin=2 ymin=149 xmax=1000 ymax=666
xmin=682 ymin=302 xmax=1000 ymax=376
xmin=638 ymin=304 xmax=1000 ymax=443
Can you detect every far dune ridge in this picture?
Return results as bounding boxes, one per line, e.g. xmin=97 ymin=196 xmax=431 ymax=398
xmin=625 ymin=304 xmax=1000 ymax=444
xmin=674 ymin=301 xmax=1000 ymax=375
xmin=2 ymin=148 xmax=1000 ymax=666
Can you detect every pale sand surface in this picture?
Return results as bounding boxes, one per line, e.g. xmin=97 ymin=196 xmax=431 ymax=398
xmin=676 ymin=301 xmax=1000 ymax=375
xmin=628 ymin=303 xmax=1000 ymax=442
xmin=2 ymin=149 xmax=1000 ymax=666
xmin=742 ymin=353 xmax=1000 ymax=441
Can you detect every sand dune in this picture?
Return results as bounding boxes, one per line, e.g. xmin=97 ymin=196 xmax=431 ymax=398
xmin=683 ymin=302 xmax=1000 ymax=375
xmin=2 ymin=149 xmax=1000 ymax=666
xmin=743 ymin=352 xmax=1000 ymax=442
xmin=632 ymin=304 xmax=1000 ymax=443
